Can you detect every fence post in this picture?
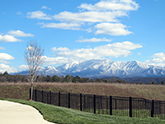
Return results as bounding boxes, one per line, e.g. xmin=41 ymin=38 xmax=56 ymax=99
xmin=145 ymin=99 xmax=147 ymax=109
xmin=42 ymin=90 xmax=44 ymax=103
xmin=94 ymin=95 xmax=96 ymax=114
xmin=80 ymin=93 xmax=82 ymax=111
xmin=159 ymin=101 xmax=161 ymax=114
xmin=29 ymin=88 xmax=31 ymax=100
xmin=35 ymin=89 xmax=37 ymax=101
xmin=49 ymin=91 xmax=51 ymax=104
xmin=59 ymin=92 xmax=61 ymax=106
xmin=151 ymin=100 xmax=154 ymax=117
xmin=84 ymin=95 xmax=86 ymax=109
xmin=68 ymin=93 xmax=70 ymax=108
xmin=47 ymin=91 xmax=49 ymax=104
xmin=100 ymin=96 xmax=102 ymax=110
xmin=129 ymin=97 xmax=132 ymax=117
xmin=110 ymin=96 xmax=112 ymax=115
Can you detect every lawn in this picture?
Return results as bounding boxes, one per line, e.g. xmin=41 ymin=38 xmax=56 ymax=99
xmin=1 ymin=98 xmax=165 ymax=124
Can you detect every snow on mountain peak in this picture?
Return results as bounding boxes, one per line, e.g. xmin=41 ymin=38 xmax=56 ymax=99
xmin=63 ymin=61 xmax=80 ymax=70
xmin=16 ymin=59 xmax=165 ymax=77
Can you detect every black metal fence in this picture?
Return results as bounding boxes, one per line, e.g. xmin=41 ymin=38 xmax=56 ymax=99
xmin=30 ymin=89 xmax=165 ymax=119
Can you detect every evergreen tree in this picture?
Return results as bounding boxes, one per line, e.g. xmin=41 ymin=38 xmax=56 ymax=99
xmin=63 ymin=74 xmax=72 ymax=82
xmin=161 ymin=81 xmax=165 ymax=85
xmin=52 ymin=75 xmax=61 ymax=82
xmin=46 ymin=75 xmax=52 ymax=82
xmin=73 ymin=75 xmax=80 ymax=83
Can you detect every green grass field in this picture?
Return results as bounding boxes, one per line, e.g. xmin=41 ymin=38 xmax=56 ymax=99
xmin=82 ymin=108 xmax=165 ymax=119
xmin=83 ymin=108 xmax=151 ymax=118
xmin=1 ymin=98 xmax=165 ymax=124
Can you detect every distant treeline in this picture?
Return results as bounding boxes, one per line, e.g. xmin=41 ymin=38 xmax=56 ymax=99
xmin=0 ymin=71 xmax=165 ymax=84
xmin=0 ymin=72 xmax=110 ymax=83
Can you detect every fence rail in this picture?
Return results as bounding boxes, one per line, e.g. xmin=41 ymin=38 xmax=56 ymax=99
xmin=30 ymin=89 xmax=165 ymax=119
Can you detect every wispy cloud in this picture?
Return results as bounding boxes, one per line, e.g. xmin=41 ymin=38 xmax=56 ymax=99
xmin=95 ymin=23 xmax=132 ymax=36
xmin=76 ymin=37 xmax=112 ymax=42
xmin=27 ymin=10 xmax=52 ymax=20
xmin=53 ymin=11 xmax=122 ymax=23
xmin=0 ymin=63 xmax=17 ymax=73
xmin=40 ymin=22 xmax=81 ymax=30
xmin=8 ymin=30 xmax=34 ymax=37
xmin=50 ymin=41 xmax=142 ymax=64
xmin=41 ymin=6 xmax=51 ymax=10
xmin=78 ymin=0 xmax=139 ymax=11
xmin=145 ymin=52 xmax=165 ymax=67
xmin=0 ymin=53 xmax=15 ymax=66
xmin=18 ymin=64 xmax=28 ymax=70
xmin=16 ymin=11 xmax=24 ymax=15
xmin=0 ymin=46 xmax=5 ymax=50
xmin=42 ymin=56 xmax=68 ymax=65
xmin=0 ymin=34 xmax=22 ymax=42
xmin=27 ymin=0 xmax=139 ymax=36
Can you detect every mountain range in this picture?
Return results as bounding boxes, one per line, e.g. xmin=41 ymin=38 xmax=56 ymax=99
xmin=16 ymin=59 xmax=165 ymax=78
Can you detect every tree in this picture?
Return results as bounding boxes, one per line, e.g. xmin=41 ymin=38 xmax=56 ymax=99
xmin=63 ymin=74 xmax=72 ymax=82
xmin=161 ymin=81 xmax=165 ymax=85
xmin=46 ymin=75 xmax=52 ymax=82
xmin=25 ymin=41 xmax=44 ymax=100
xmin=3 ymin=71 xmax=9 ymax=76
xmin=52 ymin=75 xmax=61 ymax=82
xmin=73 ymin=75 xmax=80 ymax=83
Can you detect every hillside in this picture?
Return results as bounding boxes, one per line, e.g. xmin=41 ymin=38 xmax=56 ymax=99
xmin=0 ymin=83 xmax=165 ymax=101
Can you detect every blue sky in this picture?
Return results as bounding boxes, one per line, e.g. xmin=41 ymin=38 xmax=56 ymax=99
xmin=0 ymin=0 xmax=165 ymax=73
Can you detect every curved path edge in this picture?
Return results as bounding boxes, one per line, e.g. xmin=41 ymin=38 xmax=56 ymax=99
xmin=0 ymin=100 xmax=55 ymax=124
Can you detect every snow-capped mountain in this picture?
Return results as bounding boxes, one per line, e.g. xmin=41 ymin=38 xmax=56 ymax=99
xmin=39 ymin=66 xmax=62 ymax=76
xmin=16 ymin=59 xmax=165 ymax=78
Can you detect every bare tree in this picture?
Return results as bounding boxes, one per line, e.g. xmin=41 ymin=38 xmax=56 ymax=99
xmin=25 ymin=41 xmax=44 ymax=100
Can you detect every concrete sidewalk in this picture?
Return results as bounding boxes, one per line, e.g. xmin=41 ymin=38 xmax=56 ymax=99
xmin=0 ymin=100 xmax=55 ymax=124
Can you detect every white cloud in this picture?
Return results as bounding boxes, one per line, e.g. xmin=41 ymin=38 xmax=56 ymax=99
xmin=76 ymin=37 xmax=112 ymax=42
xmin=53 ymin=0 xmax=139 ymax=23
xmin=0 ymin=63 xmax=17 ymax=73
xmin=26 ymin=46 xmax=35 ymax=51
xmin=40 ymin=22 xmax=81 ymax=30
xmin=42 ymin=56 xmax=68 ymax=65
xmin=18 ymin=65 xmax=28 ymax=70
xmin=53 ymin=11 xmax=124 ymax=23
xmin=0 ymin=35 xmax=22 ymax=42
xmin=51 ymin=47 xmax=70 ymax=52
xmin=145 ymin=52 xmax=165 ymax=67
xmin=0 ymin=63 xmax=10 ymax=72
xmin=27 ymin=10 xmax=52 ymax=20
xmin=0 ymin=53 xmax=16 ymax=73
xmin=0 ymin=53 xmax=14 ymax=60
xmin=8 ymin=30 xmax=34 ymax=37
xmin=0 ymin=63 xmax=11 ymax=73
xmin=78 ymin=0 xmax=139 ymax=11
xmin=95 ymin=23 xmax=132 ymax=36
xmin=51 ymin=41 xmax=142 ymax=63
xmin=41 ymin=6 xmax=51 ymax=10
xmin=28 ymin=0 xmax=139 ymax=36
xmin=51 ymin=0 xmax=137 ymax=35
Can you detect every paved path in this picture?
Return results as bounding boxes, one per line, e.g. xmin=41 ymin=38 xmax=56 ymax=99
xmin=0 ymin=100 xmax=55 ymax=124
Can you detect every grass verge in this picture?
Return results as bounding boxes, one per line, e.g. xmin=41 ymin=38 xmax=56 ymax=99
xmin=1 ymin=98 xmax=165 ymax=124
